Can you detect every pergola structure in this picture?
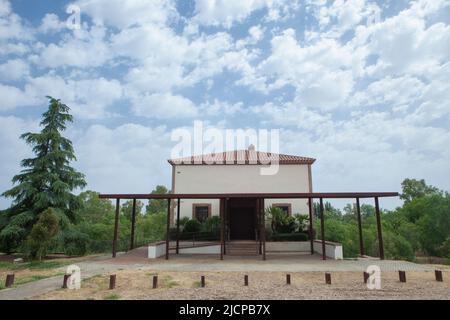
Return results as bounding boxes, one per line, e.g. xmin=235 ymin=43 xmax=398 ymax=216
xmin=99 ymin=192 xmax=398 ymax=261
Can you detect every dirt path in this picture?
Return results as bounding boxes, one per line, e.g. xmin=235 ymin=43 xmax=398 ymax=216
xmin=35 ymin=270 xmax=450 ymax=300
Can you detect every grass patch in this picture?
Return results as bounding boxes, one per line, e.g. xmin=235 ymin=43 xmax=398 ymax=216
xmin=0 ymin=260 xmax=70 ymax=271
xmin=103 ymin=293 xmax=120 ymax=300
xmin=163 ymin=275 xmax=179 ymax=288
xmin=14 ymin=272 xmax=65 ymax=286
xmin=192 ymin=281 xmax=202 ymax=288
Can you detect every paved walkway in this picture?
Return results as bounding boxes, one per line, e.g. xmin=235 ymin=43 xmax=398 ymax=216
xmin=0 ymin=248 xmax=441 ymax=300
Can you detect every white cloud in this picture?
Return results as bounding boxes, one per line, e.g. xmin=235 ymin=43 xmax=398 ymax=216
xmin=131 ymin=92 xmax=198 ymax=119
xmin=0 ymin=84 xmax=36 ymax=110
xmin=193 ymin=0 xmax=299 ymax=28
xmin=30 ymin=25 xmax=111 ymax=68
xmin=74 ymin=0 xmax=178 ymax=28
xmin=73 ymin=123 xmax=172 ymax=195
xmin=0 ymin=0 xmax=32 ymax=40
xmin=39 ymin=13 xmax=65 ymax=33
xmin=0 ymin=58 xmax=29 ymax=81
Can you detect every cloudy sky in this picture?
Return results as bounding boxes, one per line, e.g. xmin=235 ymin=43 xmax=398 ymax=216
xmin=1 ymin=0 xmax=449 ymax=210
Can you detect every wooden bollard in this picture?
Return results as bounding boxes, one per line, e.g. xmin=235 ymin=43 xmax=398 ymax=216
xmin=435 ymin=270 xmax=443 ymax=282
xmin=286 ymin=274 xmax=291 ymax=285
xmin=152 ymin=275 xmax=158 ymax=289
xmin=109 ymin=275 xmax=116 ymax=290
xmin=399 ymin=271 xmax=406 ymax=283
xmin=62 ymin=274 xmax=70 ymax=289
xmin=201 ymin=276 xmax=205 ymax=287
xmin=5 ymin=274 xmax=15 ymax=288
xmin=325 ymin=273 xmax=331 ymax=285
xmin=363 ymin=272 xmax=369 ymax=284
xmin=244 ymin=275 xmax=248 ymax=286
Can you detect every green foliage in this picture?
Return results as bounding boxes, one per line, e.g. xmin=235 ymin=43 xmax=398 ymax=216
xmin=0 ymin=97 xmax=86 ymax=252
xmin=145 ymin=185 xmax=169 ymax=214
xmin=200 ymin=216 xmax=220 ymax=232
xmin=61 ymin=229 xmax=89 ymax=256
xmin=400 ymin=178 xmax=440 ymax=204
xmin=179 ymin=217 xmax=190 ymax=227
xmin=183 ymin=219 xmax=202 ymax=233
xmin=270 ymin=233 xmax=309 ymax=241
xmin=294 ymin=214 xmax=309 ymax=232
xmin=24 ymin=208 xmax=59 ymax=260
xmin=266 ymin=206 xmax=296 ymax=233
xmin=121 ymin=200 xmax=144 ymax=221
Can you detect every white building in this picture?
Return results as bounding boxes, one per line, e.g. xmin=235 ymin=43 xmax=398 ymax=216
xmin=169 ymin=145 xmax=315 ymax=240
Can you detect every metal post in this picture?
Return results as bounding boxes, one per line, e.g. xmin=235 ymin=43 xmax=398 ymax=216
xmin=109 ymin=275 xmax=116 ymax=290
xmin=257 ymin=198 xmax=262 ymax=255
xmin=374 ymin=197 xmax=385 ymax=260
xmin=320 ymin=198 xmax=326 ymax=260
xmin=165 ymin=198 xmax=171 ymax=260
xmin=220 ymin=198 xmax=224 ymax=260
xmin=176 ymin=198 xmax=180 ymax=254
xmin=224 ymin=198 xmax=227 ymax=255
xmin=262 ymin=198 xmax=266 ymax=261
xmin=130 ymin=198 xmax=137 ymax=250
xmin=112 ymin=198 xmax=120 ymax=258
xmin=308 ymin=197 xmax=314 ymax=255
xmin=356 ymin=198 xmax=364 ymax=256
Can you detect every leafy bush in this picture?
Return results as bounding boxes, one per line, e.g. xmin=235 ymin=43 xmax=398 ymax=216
xmin=24 ymin=208 xmax=59 ymax=260
xmin=61 ymin=230 xmax=89 ymax=256
xmin=270 ymin=232 xmax=309 ymax=241
xmin=183 ymin=219 xmax=202 ymax=233
xmin=200 ymin=216 xmax=220 ymax=232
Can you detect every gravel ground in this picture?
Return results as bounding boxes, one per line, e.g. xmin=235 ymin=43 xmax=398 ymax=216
xmin=34 ymin=269 xmax=450 ymax=300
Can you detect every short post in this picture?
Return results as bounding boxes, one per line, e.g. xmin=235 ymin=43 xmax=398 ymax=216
xmin=286 ymin=274 xmax=291 ymax=285
xmin=62 ymin=274 xmax=70 ymax=289
xmin=5 ymin=274 xmax=15 ymax=288
xmin=325 ymin=273 xmax=331 ymax=285
xmin=201 ymin=276 xmax=205 ymax=288
xmin=153 ymin=275 xmax=158 ymax=289
xmin=244 ymin=275 xmax=248 ymax=286
xmin=109 ymin=274 xmax=116 ymax=289
xmin=363 ymin=272 xmax=369 ymax=284
xmin=435 ymin=270 xmax=443 ymax=282
xmin=399 ymin=271 xmax=406 ymax=283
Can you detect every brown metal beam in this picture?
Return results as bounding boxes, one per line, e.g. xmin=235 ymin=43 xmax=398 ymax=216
xmin=165 ymin=198 xmax=171 ymax=260
xmin=112 ymin=198 xmax=120 ymax=258
xmin=99 ymin=192 xmax=398 ymax=200
xmin=355 ymin=198 xmax=365 ymax=256
xmin=176 ymin=198 xmax=180 ymax=254
xmin=320 ymin=197 xmax=326 ymax=260
xmin=130 ymin=198 xmax=137 ymax=250
xmin=374 ymin=197 xmax=385 ymax=260
xmin=308 ymin=197 xmax=314 ymax=255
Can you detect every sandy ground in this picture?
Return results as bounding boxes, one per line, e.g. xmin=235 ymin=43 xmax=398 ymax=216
xmin=34 ymin=270 xmax=450 ymax=300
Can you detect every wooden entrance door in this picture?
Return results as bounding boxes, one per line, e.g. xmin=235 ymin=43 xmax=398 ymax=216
xmin=228 ymin=198 xmax=256 ymax=240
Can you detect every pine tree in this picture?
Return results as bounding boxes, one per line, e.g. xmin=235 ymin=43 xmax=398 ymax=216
xmin=0 ymin=97 xmax=86 ymax=253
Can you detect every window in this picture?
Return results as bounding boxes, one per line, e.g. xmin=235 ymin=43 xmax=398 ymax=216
xmin=273 ymin=203 xmax=292 ymax=216
xmin=193 ymin=204 xmax=211 ymax=222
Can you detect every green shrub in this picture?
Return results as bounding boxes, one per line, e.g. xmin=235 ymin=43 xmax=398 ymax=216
xmin=200 ymin=216 xmax=220 ymax=232
xmin=270 ymin=232 xmax=309 ymax=241
xmin=183 ymin=219 xmax=201 ymax=233
xmin=24 ymin=208 xmax=59 ymax=261
xmin=61 ymin=230 xmax=89 ymax=256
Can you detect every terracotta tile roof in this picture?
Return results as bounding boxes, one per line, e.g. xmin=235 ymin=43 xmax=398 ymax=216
xmin=168 ymin=149 xmax=315 ymax=165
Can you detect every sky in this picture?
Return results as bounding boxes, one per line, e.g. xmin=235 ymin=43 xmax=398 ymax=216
xmin=0 ymin=0 xmax=449 ymax=210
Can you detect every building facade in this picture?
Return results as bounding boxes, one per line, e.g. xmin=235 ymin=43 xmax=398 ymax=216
xmin=169 ymin=146 xmax=315 ymax=240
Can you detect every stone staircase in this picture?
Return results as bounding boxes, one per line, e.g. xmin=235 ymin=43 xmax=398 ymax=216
xmin=225 ymin=240 xmax=260 ymax=256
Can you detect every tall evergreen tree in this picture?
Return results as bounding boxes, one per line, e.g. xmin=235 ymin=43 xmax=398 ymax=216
xmin=0 ymin=97 xmax=86 ymax=252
